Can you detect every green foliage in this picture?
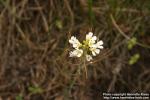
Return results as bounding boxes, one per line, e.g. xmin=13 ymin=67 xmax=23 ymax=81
xmin=88 ymin=0 xmax=95 ymax=25
xmin=28 ymin=85 xmax=43 ymax=94
xmin=0 ymin=0 xmax=6 ymax=5
xmin=107 ymin=0 xmax=118 ymax=8
xmin=129 ymin=53 xmax=140 ymax=65
xmin=55 ymin=19 xmax=63 ymax=29
xmin=15 ymin=94 xmax=23 ymax=100
xmin=127 ymin=37 xmax=137 ymax=50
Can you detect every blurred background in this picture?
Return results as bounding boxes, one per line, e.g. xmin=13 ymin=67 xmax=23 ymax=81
xmin=0 ymin=0 xmax=150 ymax=99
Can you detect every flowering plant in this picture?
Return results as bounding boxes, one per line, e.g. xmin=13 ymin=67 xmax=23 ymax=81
xmin=69 ymin=32 xmax=104 ymax=61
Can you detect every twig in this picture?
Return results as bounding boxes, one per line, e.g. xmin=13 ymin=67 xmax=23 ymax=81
xmin=64 ymin=0 xmax=74 ymax=32
xmin=83 ymin=58 xmax=88 ymax=79
xmin=110 ymin=14 xmax=150 ymax=49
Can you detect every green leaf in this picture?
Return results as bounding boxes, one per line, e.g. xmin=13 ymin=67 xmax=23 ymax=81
xmin=28 ymin=86 xmax=43 ymax=94
xmin=88 ymin=0 xmax=95 ymax=25
xmin=15 ymin=94 xmax=23 ymax=100
xmin=127 ymin=37 xmax=137 ymax=50
xmin=129 ymin=53 xmax=140 ymax=65
xmin=55 ymin=19 xmax=63 ymax=29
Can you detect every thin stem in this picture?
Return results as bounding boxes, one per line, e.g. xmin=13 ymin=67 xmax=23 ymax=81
xmin=88 ymin=0 xmax=95 ymax=25
xmin=68 ymin=64 xmax=81 ymax=94
xmin=83 ymin=58 xmax=88 ymax=79
xmin=110 ymin=14 xmax=150 ymax=49
xmin=68 ymin=56 xmax=88 ymax=97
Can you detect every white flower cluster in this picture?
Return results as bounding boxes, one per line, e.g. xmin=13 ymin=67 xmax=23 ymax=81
xmin=69 ymin=32 xmax=104 ymax=61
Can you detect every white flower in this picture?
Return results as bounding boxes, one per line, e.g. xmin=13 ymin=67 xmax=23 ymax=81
xmin=86 ymin=32 xmax=97 ymax=42
xmin=90 ymin=40 xmax=103 ymax=56
xmin=86 ymin=32 xmax=97 ymax=46
xmin=90 ymin=47 xmax=100 ymax=56
xmin=69 ymin=49 xmax=83 ymax=57
xmin=96 ymin=40 xmax=103 ymax=49
xmin=86 ymin=55 xmax=93 ymax=61
xmin=85 ymin=32 xmax=103 ymax=56
xmin=69 ymin=36 xmax=81 ymax=49
xmin=69 ymin=32 xmax=104 ymax=61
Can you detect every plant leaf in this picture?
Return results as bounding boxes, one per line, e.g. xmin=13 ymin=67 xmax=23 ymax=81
xmin=127 ymin=37 xmax=137 ymax=50
xmin=28 ymin=86 xmax=43 ymax=94
xmin=129 ymin=53 xmax=140 ymax=65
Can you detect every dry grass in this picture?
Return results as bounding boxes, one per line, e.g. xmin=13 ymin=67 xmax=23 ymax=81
xmin=0 ymin=0 xmax=150 ymax=99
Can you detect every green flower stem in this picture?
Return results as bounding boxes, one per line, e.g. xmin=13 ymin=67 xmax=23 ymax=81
xmin=82 ymin=56 xmax=88 ymax=79
xmin=82 ymin=49 xmax=88 ymax=79
xmin=68 ymin=63 xmax=81 ymax=95
xmin=68 ymin=56 xmax=88 ymax=96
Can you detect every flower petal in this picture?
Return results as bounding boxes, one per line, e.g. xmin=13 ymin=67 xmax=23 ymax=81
xmin=98 ymin=46 xmax=103 ymax=49
xmin=95 ymin=49 xmax=100 ymax=54
xmin=88 ymin=32 xmax=93 ymax=37
xmin=92 ymin=51 xmax=96 ymax=56
xmin=76 ymin=49 xmax=83 ymax=57
xmin=97 ymin=40 xmax=103 ymax=45
xmin=86 ymin=32 xmax=93 ymax=39
xmin=86 ymin=55 xmax=93 ymax=61
xmin=69 ymin=49 xmax=83 ymax=58
xmin=69 ymin=36 xmax=81 ymax=49
xmin=92 ymin=36 xmax=97 ymax=41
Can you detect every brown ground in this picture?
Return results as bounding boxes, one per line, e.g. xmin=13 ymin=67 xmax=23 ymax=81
xmin=0 ymin=0 xmax=150 ymax=100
